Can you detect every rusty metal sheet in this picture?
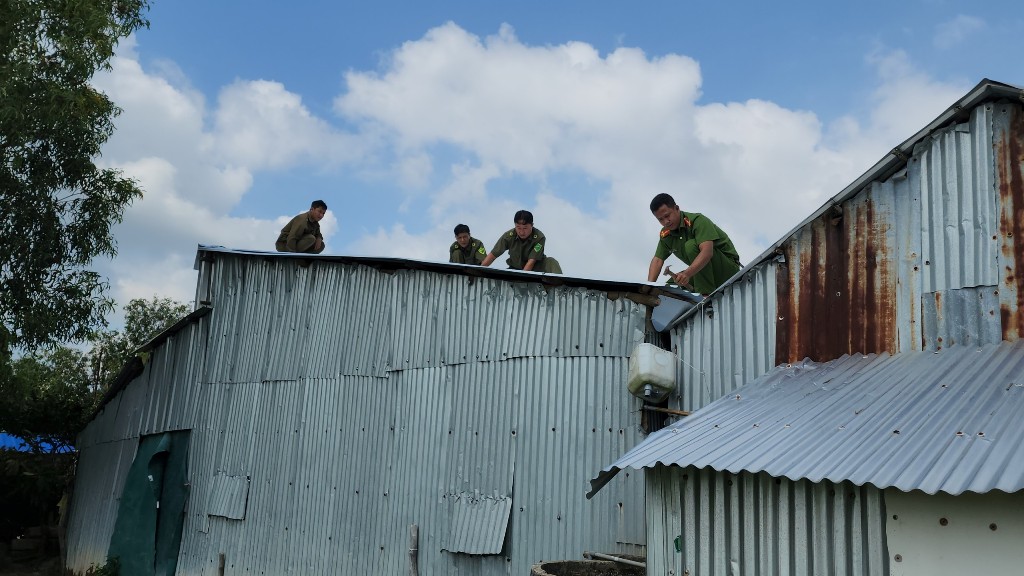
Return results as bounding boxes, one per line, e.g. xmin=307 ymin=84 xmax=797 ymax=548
xmin=994 ymin=104 xmax=1024 ymax=342
xmin=776 ymin=189 xmax=898 ymax=364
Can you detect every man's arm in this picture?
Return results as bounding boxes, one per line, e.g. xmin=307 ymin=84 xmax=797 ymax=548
xmin=647 ymin=256 xmax=665 ymax=282
xmin=481 ymin=252 xmax=496 ymax=267
xmin=674 ymin=240 xmax=714 ymax=288
xmin=523 ymin=259 xmax=537 ymax=272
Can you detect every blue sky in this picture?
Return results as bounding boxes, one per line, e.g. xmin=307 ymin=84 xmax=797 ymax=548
xmin=91 ymin=0 xmax=1022 ymax=317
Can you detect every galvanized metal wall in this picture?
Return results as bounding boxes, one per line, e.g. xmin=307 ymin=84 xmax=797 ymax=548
xmin=671 ymin=263 xmax=777 ymax=412
xmin=64 ymin=318 xmax=209 ymax=571
xmin=656 ymin=101 xmax=1024 ymax=574
xmin=672 ymin=101 xmax=1022 ymax=406
xmin=993 ymin=103 xmax=1024 ymax=342
xmin=646 ymin=465 xmax=889 ymax=576
xmin=66 ymin=256 xmax=650 ymax=575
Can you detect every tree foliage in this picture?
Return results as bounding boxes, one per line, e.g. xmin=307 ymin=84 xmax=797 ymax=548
xmin=89 ymin=296 xmax=191 ymax=390
xmin=0 ymin=296 xmax=189 ymax=453
xmin=0 ymin=346 xmax=95 ymax=453
xmin=0 ymin=0 xmax=150 ymax=348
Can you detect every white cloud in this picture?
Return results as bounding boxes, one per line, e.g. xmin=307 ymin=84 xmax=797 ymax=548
xmin=335 ymin=25 xmax=962 ymax=279
xmin=934 ymin=15 xmax=985 ymax=50
xmin=92 ymin=24 xmax=974 ymax=328
xmin=212 ymin=80 xmax=363 ymax=170
xmin=90 ymin=40 xmax=351 ymax=326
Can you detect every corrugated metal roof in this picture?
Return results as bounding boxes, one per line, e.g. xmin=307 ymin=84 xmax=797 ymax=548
xmin=590 ymin=340 xmax=1024 ymax=497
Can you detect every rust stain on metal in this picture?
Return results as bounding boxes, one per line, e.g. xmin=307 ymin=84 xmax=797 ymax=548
xmin=996 ymin=105 xmax=1024 ymax=342
xmin=776 ymin=194 xmax=898 ymax=364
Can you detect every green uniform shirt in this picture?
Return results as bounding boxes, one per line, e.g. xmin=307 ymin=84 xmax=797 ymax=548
xmin=276 ymin=212 xmax=324 ymax=253
xmin=654 ymin=211 xmax=741 ymax=294
xmin=449 ymin=237 xmax=487 ymax=265
xmin=491 ymin=227 xmax=549 ymax=270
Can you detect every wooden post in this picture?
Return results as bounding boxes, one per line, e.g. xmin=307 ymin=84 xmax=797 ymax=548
xmin=409 ymin=524 xmax=419 ymax=576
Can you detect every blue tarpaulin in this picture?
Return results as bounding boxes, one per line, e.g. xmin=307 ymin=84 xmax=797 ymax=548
xmin=0 ymin=433 xmax=28 ymax=450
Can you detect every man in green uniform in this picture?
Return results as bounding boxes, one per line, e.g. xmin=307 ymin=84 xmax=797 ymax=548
xmin=449 ymin=224 xmax=487 ymax=265
xmin=276 ymin=200 xmax=327 ymax=253
xmin=481 ymin=210 xmax=562 ymax=273
xmin=647 ymin=193 xmax=740 ymax=295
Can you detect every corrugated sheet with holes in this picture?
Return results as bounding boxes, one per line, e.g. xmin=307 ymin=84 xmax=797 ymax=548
xmin=592 ymin=340 xmax=1024 ymax=497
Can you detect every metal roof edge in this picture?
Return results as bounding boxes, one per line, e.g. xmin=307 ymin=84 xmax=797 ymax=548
xmin=193 ymin=244 xmax=704 ymax=307
xmin=135 ymin=305 xmax=212 ymax=355
xmin=671 ymin=78 xmax=1024 ymax=326
xmin=85 ymin=306 xmax=213 ymax=424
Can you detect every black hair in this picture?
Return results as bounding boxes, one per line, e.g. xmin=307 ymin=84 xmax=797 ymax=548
xmin=311 ymin=199 xmax=328 ymax=211
xmin=513 ymin=210 xmax=534 ymax=225
xmin=453 ymin=223 xmax=470 ymax=236
xmin=649 ymin=193 xmax=676 ymax=213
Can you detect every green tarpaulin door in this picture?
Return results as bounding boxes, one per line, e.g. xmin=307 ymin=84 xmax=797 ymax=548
xmin=108 ymin=431 xmax=191 ymax=576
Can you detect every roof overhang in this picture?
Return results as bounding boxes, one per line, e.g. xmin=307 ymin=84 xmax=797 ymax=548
xmin=589 ymin=340 xmax=1024 ymax=498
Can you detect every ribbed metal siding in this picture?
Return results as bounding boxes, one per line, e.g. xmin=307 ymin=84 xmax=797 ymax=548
xmin=203 ymin=258 xmax=646 ymax=381
xmin=776 ymin=181 xmax=900 ymax=363
xmin=645 ymin=100 xmax=1022 ymax=575
xmin=919 ymin=107 xmax=999 ymax=293
xmin=64 ymin=439 xmax=137 ymax=570
xmin=646 ymin=466 xmax=889 ymax=576
xmin=171 ymin=358 xmax=645 ymax=575
xmin=671 ymin=262 xmax=777 ymax=411
xmin=673 ymin=103 xmax=1012 ymax=402
xmin=444 ymin=495 xmax=513 ymax=554
xmin=68 ymin=255 xmax=651 ymax=575
xmin=922 ymin=286 xmax=1003 ymax=350
xmin=206 ymin=473 xmax=250 ymax=520
xmin=992 ymin=103 xmax=1024 ymax=342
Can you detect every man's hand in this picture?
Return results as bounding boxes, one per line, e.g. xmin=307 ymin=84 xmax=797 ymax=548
xmin=663 ymin=265 xmax=693 ymax=289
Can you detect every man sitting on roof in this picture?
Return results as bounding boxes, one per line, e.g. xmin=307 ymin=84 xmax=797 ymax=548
xmin=449 ymin=223 xmax=487 ymax=265
xmin=276 ymin=200 xmax=327 ymax=254
xmin=647 ymin=193 xmax=740 ymax=295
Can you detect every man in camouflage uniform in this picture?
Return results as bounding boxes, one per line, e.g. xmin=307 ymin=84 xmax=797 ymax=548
xmin=647 ymin=193 xmax=740 ymax=295
xmin=481 ymin=210 xmax=562 ymax=274
xmin=449 ymin=223 xmax=487 ymax=265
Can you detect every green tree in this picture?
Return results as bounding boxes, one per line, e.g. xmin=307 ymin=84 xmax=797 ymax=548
xmin=1 ymin=0 xmax=151 ymax=349
xmin=0 ymin=295 xmax=190 ymax=452
xmin=88 ymin=296 xmax=191 ymax=390
xmin=0 ymin=346 xmax=96 ymax=453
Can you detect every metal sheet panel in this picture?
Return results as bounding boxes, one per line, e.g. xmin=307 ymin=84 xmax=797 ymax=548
xmin=922 ymin=286 xmax=1002 ymax=350
xmin=207 ymin=473 xmax=250 ymax=520
xmin=672 ymin=102 xmax=1007 ymax=379
xmin=63 ymin=439 xmax=137 ymax=571
xmin=672 ymin=262 xmax=777 ymax=411
xmin=776 ymin=182 xmax=899 ymax=364
xmin=443 ymin=494 xmax=513 ymax=555
xmin=68 ymin=252 xmax=652 ymax=576
xmin=993 ymin=103 xmax=1024 ymax=342
xmin=592 ymin=340 xmax=1024 ymax=497
xmin=646 ymin=466 xmax=889 ymax=576
xmin=919 ymin=110 xmax=1000 ymax=293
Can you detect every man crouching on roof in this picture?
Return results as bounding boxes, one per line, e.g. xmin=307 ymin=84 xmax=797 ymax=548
xmin=276 ymin=200 xmax=327 ymax=254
